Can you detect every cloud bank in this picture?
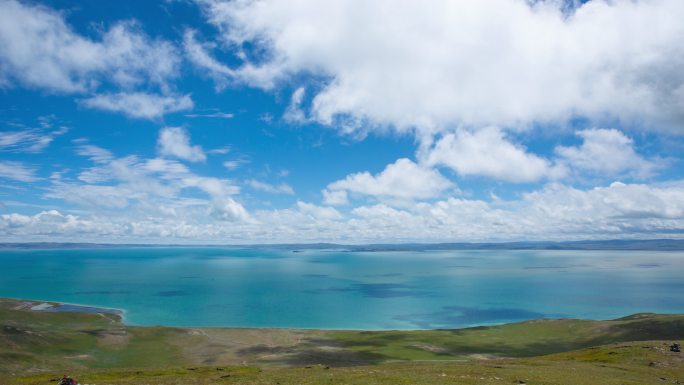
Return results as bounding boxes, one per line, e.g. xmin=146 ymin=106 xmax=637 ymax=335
xmin=0 ymin=0 xmax=683 ymax=243
xmin=194 ymin=0 xmax=684 ymax=134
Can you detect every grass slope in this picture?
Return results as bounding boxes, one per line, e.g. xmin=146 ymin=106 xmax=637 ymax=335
xmin=10 ymin=343 xmax=684 ymax=385
xmin=2 ymin=298 xmax=683 ymax=384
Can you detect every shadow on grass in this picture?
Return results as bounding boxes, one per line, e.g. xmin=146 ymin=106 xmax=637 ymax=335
xmin=236 ymin=344 xmax=297 ymax=355
xmin=328 ymin=316 xmax=684 ymax=359
xmin=279 ymin=349 xmax=388 ymax=366
xmin=234 ymin=337 xmax=390 ymax=367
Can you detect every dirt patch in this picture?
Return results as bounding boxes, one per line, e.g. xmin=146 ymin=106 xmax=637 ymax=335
xmin=64 ymin=354 xmax=94 ymax=360
xmin=410 ymin=343 xmax=449 ymax=354
xmin=97 ymin=330 xmax=131 ymax=349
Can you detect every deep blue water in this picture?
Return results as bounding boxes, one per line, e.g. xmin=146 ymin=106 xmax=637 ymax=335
xmin=0 ymin=247 xmax=683 ymax=329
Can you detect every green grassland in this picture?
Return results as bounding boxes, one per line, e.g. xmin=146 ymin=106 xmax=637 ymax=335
xmin=2 ymin=298 xmax=683 ymax=384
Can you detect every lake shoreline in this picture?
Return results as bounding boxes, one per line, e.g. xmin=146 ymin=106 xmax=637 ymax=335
xmin=5 ymin=296 xmax=681 ymax=332
xmin=9 ymin=297 xmax=126 ymax=318
xmin=2 ymin=295 xmax=684 ymax=383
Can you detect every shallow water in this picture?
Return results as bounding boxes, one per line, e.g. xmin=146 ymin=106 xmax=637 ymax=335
xmin=1 ymin=247 xmax=683 ymax=329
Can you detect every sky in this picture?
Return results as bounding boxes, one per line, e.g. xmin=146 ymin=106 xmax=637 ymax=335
xmin=0 ymin=0 xmax=683 ymax=244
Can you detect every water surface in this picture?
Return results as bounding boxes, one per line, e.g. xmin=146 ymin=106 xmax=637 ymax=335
xmin=1 ymin=247 xmax=682 ymax=329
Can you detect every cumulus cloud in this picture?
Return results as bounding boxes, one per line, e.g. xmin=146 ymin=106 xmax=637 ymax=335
xmin=2 ymin=0 xmax=683 ymax=244
xmin=349 ymin=200 xmax=505 ymax=241
xmin=523 ymin=182 xmax=684 ymax=224
xmin=422 ymin=127 xmax=555 ymax=183
xmin=0 ymin=161 xmax=38 ymax=182
xmin=296 ymin=201 xmax=342 ymax=221
xmin=4 ymin=180 xmax=684 ymax=243
xmin=0 ymin=0 xmax=180 ymax=93
xmin=82 ymin=92 xmax=193 ymax=119
xmin=194 ymin=0 xmax=684 ymax=134
xmin=210 ymin=198 xmax=251 ymax=222
xmin=346 ymin=181 xmax=684 ymax=241
xmin=555 ymin=128 xmax=661 ymax=179
xmin=322 ymin=189 xmax=348 ymax=206
xmin=326 ymin=158 xmax=454 ymax=202
xmin=157 ymin=127 xmax=206 ymax=162
xmin=420 ymin=127 xmax=662 ymax=183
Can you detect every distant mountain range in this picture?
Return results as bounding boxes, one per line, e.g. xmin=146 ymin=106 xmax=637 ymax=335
xmin=1 ymin=239 xmax=683 ymax=251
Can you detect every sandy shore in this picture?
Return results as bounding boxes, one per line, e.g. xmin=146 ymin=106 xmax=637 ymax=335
xmin=11 ymin=298 xmax=126 ymax=317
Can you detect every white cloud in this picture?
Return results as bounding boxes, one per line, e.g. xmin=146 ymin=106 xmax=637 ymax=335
xmin=0 ymin=126 xmax=68 ymax=153
xmin=421 ymin=127 xmax=661 ymax=183
xmin=183 ymin=29 xmax=235 ymax=89
xmin=157 ymin=127 xmax=206 ymax=162
xmin=344 ymin=181 xmax=684 ymax=241
xmin=0 ymin=0 xmax=180 ymax=93
xmin=2 ymin=0 xmax=684 ymax=244
xmin=0 ymin=212 xmax=33 ymax=228
xmin=6 ymin=181 xmax=684 ymax=243
xmin=246 ymin=179 xmax=294 ymax=195
xmin=223 ymin=159 xmax=249 ymax=170
xmin=75 ymin=144 xmax=114 ymax=163
xmin=58 ymin=147 xmax=245 ymax=221
xmin=178 ymin=173 xmax=239 ymax=198
xmin=185 ymin=112 xmax=234 ymax=119
xmin=0 ymin=210 xmax=133 ymax=238
xmin=555 ymin=128 xmax=660 ymax=179
xmin=322 ymin=189 xmax=348 ymax=206
xmin=422 ymin=127 xmax=554 ymax=183
xmin=48 ymin=183 xmax=132 ymax=209
xmin=346 ymin=201 xmax=490 ymax=242
xmin=208 ymin=146 xmax=231 ymax=155
xmin=0 ymin=161 xmax=38 ymax=182
xmin=210 ymin=198 xmax=251 ymax=222
xmin=283 ymin=87 xmax=307 ymax=123
xmin=296 ymin=201 xmax=342 ymax=221
xmin=525 ymin=182 xmax=683 ymax=219
xmin=327 ymin=158 xmax=454 ymax=201
xmin=195 ymin=0 xmax=684 ymax=134
xmin=82 ymin=92 xmax=193 ymax=119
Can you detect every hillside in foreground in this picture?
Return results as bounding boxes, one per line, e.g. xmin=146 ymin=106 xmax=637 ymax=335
xmin=1 ymin=298 xmax=683 ymax=384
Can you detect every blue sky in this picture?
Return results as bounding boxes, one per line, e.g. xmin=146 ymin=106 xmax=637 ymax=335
xmin=1 ymin=0 xmax=683 ymax=243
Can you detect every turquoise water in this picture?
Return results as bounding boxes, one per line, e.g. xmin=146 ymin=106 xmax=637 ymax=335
xmin=1 ymin=247 xmax=683 ymax=329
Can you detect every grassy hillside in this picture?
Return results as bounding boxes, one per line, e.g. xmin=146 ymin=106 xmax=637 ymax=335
xmin=8 ymin=342 xmax=684 ymax=385
xmin=2 ymin=298 xmax=683 ymax=384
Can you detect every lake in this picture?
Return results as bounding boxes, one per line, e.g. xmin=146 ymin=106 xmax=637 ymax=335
xmin=1 ymin=247 xmax=683 ymax=329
